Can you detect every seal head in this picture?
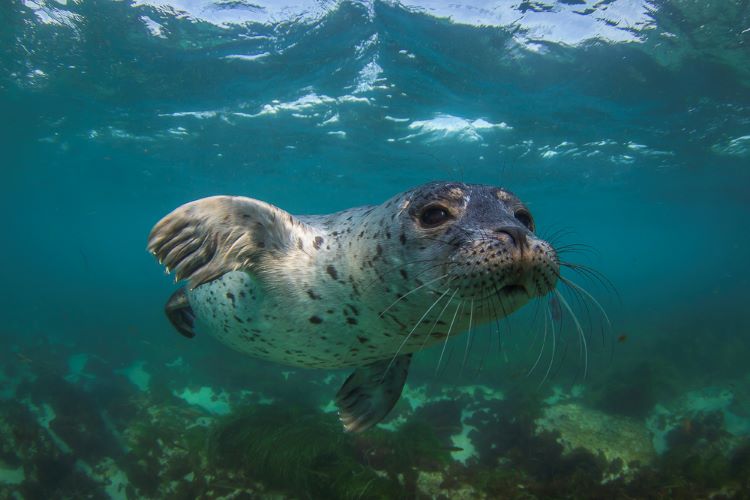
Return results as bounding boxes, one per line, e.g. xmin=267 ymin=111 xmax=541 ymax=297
xmin=393 ymin=182 xmax=557 ymax=321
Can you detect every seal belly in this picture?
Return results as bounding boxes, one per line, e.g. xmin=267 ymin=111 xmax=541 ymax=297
xmin=187 ymin=271 xmax=337 ymax=368
xmin=188 ymin=271 xmax=276 ymax=359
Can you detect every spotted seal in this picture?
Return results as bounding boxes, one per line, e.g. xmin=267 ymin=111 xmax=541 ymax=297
xmin=148 ymin=182 xmax=559 ymax=432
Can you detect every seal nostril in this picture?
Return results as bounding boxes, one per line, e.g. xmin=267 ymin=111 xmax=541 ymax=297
xmin=495 ymin=227 xmax=527 ymax=249
xmin=495 ymin=229 xmax=515 ymax=245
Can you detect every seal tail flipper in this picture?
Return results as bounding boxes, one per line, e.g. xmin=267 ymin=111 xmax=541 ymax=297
xmin=165 ymin=287 xmax=196 ymax=339
xmin=335 ymin=354 xmax=412 ymax=433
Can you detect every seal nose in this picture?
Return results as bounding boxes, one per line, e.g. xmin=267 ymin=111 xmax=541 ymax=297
xmin=495 ymin=226 xmax=528 ymax=250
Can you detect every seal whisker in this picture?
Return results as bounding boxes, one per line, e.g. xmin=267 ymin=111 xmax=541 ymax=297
xmin=493 ymin=288 xmax=513 ymax=342
xmin=436 ymin=299 xmax=464 ymax=375
xmin=382 ymin=286 xmax=453 ymax=381
xmin=456 ymin=244 xmax=490 ymax=377
xmin=487 ymin=289 xmax=505 ymax=359
xmin=419 ymin=288 xmax=460 ymax=353
xmin=539 ymin=305 xmax=557 ymax=388
xmin=560 ymin=261 xmax=618 ymax=298
xmin=528 ymin=302 xmax=548 ymax=377
xmin=551 ymin=268 xmax=597 ymax=341
xmin=359 ymin=259 xmax=448 ymax=293
xmin=542 ymin=226 xmax=579 ymax=248
xmin=522 ymin=296 xmax=545 ymax=367
xmin=559 ymin=276 xmax=612 ymax=339
xmin=482 ymin=279 xmax=509 ymax=367
xmin=458 ymin=299 xmax=475 ymax=378
xmin=475 ymin=290 xmax=501 ymax=379
xmin=555 ymin=243 xmax=598 ymax=256
xmin=414 ymin=235 xmax=461 ymax=248
xmin=559 ymin=281 xmax=595 ymax=347
xmin=377 ymin=273 xmax=451 ymax=318
xmin=554 ymin=289 xmax=588 ymax=380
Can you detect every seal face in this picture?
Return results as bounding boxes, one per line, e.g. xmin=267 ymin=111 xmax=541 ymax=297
xmin=148 ymin=182 xmax=559 ymax=431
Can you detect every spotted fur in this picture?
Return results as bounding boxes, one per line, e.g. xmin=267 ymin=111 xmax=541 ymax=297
xmin=148 ymin=182 xmax=559 ymax=370
xmin=150 ymin=183 xmax=561 ymax=431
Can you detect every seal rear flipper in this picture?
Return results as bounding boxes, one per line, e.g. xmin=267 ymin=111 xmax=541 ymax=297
xmin=165 ymin=288 xmax=196 ymax=339
xmin=335 ymin=354 xmax=412 ymax=433
xmin=147 ymin=195 xmax=316 ymax=289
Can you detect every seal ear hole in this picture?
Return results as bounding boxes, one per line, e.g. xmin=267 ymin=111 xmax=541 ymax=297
xmin=514 ymin=209 xmax=534 ymax=231
xmin=419 ymin=205 xmax=453 ymax=228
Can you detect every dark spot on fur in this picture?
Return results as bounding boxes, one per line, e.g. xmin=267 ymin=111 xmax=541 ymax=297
xmin=297 ymin=239 xmax=303 ymax=250
xmin=226 ymin=292 xmax=235 ymax=305
xmin=313 ymin=236 xmax=324 ymax=250
xmin=399 ymin=233 xmax=406 ymax=245
xmin=309 ymin=316 xmax=323 ymax=324
xmin=307 ymin=289 xmax=321 ymax=300
xmin=347 ymin=317 xmax=358 ymax=325
xmin=326 ymin=265 xmax=338 ymax=280
xmin=387 ymin=314 xmax=407 ymax=329
xmin=400 ymin=269 xmax=408 ymax=280
xmin=356 ymin=335 xmax=368 ymax=343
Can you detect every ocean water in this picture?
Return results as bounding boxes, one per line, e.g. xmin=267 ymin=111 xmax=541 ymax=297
xmin=2 ymin=0 xmax=750 ymax=497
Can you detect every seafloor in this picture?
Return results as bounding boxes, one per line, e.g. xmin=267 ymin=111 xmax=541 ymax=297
xmin=1 ymin=332 xmax=749 ymax=499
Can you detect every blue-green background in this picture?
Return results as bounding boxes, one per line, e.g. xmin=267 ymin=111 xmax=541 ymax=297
xmin=1 ymin=0 xmax=749 ymax=493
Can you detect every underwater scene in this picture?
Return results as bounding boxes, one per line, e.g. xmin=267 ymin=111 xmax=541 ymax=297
xmin=2 ymin=0 xmax=750 ymax=498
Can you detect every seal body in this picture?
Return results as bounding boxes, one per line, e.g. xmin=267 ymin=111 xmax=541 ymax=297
xmin=149 ymin=182 xmax=559 ymax=431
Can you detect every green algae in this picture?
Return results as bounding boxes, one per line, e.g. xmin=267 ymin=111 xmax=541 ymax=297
xmin=361 ymin=419 xmax=451 ymax=472
xmin=586 ymin=361 xmax=678 ymax=418
xmin=208 ymin=404 xmax=404 ymax=499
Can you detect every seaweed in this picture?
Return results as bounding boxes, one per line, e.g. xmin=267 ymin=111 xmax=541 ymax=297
xmin=208 ymin=404 xmax=404 ymax=499
xmin=586 ymin=361 xmax=678 ymax=418
xmin=353 ymin=418 xmax=452 ymax=481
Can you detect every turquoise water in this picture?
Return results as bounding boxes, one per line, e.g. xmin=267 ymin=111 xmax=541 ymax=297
xmin=2 ymin=0 xmax=750 ymax=497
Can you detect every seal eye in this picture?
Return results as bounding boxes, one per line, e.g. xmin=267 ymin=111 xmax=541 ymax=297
xmin=515 ymin=209 xmax=534 ymax=231
xmin=419 ymin=205 xmax=452 ymax=228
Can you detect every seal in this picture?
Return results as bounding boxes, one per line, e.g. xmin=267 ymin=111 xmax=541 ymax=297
xmin=148 ymin=182 xmax=559 ymax=432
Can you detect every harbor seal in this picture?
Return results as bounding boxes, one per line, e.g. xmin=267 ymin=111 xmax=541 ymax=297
xmin=148 ymin=182 xmax=559 ymax=432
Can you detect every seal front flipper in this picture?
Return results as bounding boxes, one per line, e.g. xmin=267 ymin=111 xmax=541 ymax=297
xmin=335 ymin=354 xmax=412 ymax=433
xmin=165 ymin=287 xmax=195 ymax=338
xmin=148 ymin=195 xmax=314 ymax=289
